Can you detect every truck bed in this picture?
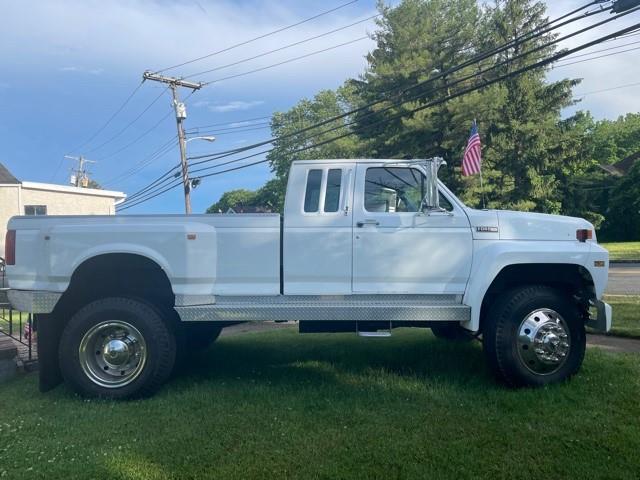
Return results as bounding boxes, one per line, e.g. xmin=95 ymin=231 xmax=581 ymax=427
xmin=7 ymin=214 xmax=282 ymax=300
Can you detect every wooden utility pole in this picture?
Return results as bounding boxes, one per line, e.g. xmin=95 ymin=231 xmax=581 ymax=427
xmin=142 ymin=71 xmax=202 ymax=214
xmin=64 ymin=155 xmax=96 ymax=187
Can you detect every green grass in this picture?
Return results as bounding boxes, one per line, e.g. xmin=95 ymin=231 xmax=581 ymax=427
xmin=605 ymin=295 xmax=640 ymax=339
xmin=601 ymin=242 xmax=640 ymax=262
xmin=1 ymin=328 xmax=640 ymax=479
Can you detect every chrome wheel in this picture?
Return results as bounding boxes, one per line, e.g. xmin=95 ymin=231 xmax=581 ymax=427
xmin=79 ymin=320 xmax=147 ymax=388
xmin=516 ymin=308 xmax=570 ymax=375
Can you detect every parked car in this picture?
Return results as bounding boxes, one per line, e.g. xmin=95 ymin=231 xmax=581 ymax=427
xmin=4 ymin=158 xmax=611 ymax=398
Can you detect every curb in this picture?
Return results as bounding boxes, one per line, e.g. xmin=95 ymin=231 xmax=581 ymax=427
xmin=610 ymin=260 xmax=639 ymax=264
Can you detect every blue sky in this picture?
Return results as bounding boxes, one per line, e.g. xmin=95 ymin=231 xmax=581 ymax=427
xmin=1 ymin=0 xmax=639 ymax=214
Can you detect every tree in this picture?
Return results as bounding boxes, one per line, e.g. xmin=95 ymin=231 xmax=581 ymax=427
xmin=206 ymin=189 xmax=257 ymax=213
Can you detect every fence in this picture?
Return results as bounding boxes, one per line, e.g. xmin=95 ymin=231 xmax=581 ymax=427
xmin=0 ymin=256 xmax=35 ymax=362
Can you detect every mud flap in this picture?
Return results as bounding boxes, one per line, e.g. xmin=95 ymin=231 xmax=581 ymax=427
xmin=36 ymin=313 xmax=65 ymax=392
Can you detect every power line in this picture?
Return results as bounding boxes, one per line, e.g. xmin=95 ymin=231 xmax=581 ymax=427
xmin=85 ymin=87 xmax=169 ymax=154
xmin=189 ymin=3 xmax=623 ymax=166
xmin=102 ymin=136 xmax=178 ymax=187
xmin=121 ymin=20 xmax=640 ymax=211
xmin=154 ymin=0 xmax=361 ymax=74
xmin=187 ymin=116 xmax=272 ymax=130
xmin=554 ymin=44 xmax=640 ymax=67
xmin=97 ymin=109 xmax=174 ymax=161
xmin=65 ymin=81 xmax=144 ymax=155
xmin=201 ymin=36 xmax=370 ymax=86
xmin=575 ymin=80 xmax=640 ymax=96
xmin=183 ymin=14 xmax=379 ymax=79
xmin=126 ymin=2 xmax=609 ymax=201
xmin=186 ymin=121 xmax=271 ymax=134
xmin=557 ymin=37 xmax=640 ymax=60
xmin=119 ymin=1 xmax=624 ymax=208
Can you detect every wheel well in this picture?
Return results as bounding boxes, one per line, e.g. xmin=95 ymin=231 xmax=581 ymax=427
xmin=479 ymin=263 xmax=595 ymax=329
xmin=55 ymin=253 xmax=175 ymax=318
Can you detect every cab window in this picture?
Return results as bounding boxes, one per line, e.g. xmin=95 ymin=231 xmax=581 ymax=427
xmin=364 ymin=167 xmax=424 ymax=213
xmin=304 ymin=169 xmax=322 ymax=212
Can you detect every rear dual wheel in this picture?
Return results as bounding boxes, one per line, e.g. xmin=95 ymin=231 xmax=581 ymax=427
xmin=59 ymin=297 xmax=176 ymax=399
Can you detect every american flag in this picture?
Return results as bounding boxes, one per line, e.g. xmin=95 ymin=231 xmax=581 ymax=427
xmin=462 ymin=121 xmax=482 ymax=176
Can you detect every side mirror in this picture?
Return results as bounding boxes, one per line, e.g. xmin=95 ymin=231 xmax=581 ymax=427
xmin=421 ymin=157 xmax=447 ymax=213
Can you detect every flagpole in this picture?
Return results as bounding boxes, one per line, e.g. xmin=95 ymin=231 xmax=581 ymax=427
xmin=479 ymin=168 xmax=486 ymax=209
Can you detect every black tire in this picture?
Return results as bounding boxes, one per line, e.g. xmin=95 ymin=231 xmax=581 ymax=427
xmin=59 ymin=297 xmax=176 ymax=399
xmin=430 ymin=323 xmax=474 ymax=341
xmin=182 ymin=322 xmax=223 ymax=352
xmin=483 ymin=285 xmax=586 ymax=388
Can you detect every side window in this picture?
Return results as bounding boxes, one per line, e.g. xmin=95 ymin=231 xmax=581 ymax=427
xmin=324 ymin=169 xmax=342 ymax=213
xmin=439 ymin=192 xmax=453 ymax=212
xmin=304 ymin=169 xmax=322 ymax=213
xmin=364 ymin=167 xmax=424 ymax=213
xmin=24 ymin=205 xmax=47 ymax=216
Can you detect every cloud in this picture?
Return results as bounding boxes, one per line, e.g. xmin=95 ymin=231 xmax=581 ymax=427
xmin=59 ymin=65 xmax=104 ymax=75
xmin=209 ymin=100 xmax=265 ymax=112
xmin=1 ymin=0 xmax=376 ymax=90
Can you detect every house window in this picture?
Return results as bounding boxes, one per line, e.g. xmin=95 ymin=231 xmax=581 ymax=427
xmin=24 ymin=205 xmax=47 ymax=216
xmin=365 ymin=167 xmax=424 ymax=213
xmin=303 ymin=169 xmax=323 ymax=213
xmin=324 ymin=169 xmax=342 ymax=213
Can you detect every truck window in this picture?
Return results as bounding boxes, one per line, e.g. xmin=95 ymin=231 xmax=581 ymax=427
xmin=304 ymin=169 xmax=323 ymax=212
xmin=365 ymin=167 xmax=424 ymax=213
xmin=324 ymin=169 xmax=342 ymax=212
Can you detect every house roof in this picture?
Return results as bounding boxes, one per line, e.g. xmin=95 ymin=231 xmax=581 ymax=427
xmin=0 ymin=162 xmax=19 ymax=184
xmin=600 ymin=151 xmax=640 ymax=177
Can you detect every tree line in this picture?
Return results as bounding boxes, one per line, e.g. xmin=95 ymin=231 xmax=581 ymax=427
xmin=207 ymin=0 xmax=640 ymax=241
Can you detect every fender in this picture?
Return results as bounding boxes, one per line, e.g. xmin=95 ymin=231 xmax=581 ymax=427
xmin=462 ymin=239 xmax=593 ymax=331
xmin=44 ymin=222 xmax=217 ymax=298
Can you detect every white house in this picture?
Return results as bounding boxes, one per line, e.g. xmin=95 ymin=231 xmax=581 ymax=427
xmin=0 ymin=162 xmax=126 ymax=255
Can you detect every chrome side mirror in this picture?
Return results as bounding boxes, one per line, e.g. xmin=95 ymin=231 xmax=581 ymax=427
xmin=420 ymin=157 xmax=447 ymax=213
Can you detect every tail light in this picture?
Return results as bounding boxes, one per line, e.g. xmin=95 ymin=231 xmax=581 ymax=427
xmin=5 ymin=230 xmax=15 ymax=265
xmin=576 ymin=229 xmax=593 ymax=242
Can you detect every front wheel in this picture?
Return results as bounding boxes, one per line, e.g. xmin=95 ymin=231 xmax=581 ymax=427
xmin=59 ymin=297 xmax=176 ymax=399
xmin=483 ymin=285 xmax=586 ymax=388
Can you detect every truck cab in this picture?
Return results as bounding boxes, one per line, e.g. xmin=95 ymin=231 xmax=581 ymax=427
xmin=3 ymin=158 xmax=611 ymax=398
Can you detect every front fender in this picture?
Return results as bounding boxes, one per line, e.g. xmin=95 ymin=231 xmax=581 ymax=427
xmin=462 ymin=240 xmax=592 ymax=331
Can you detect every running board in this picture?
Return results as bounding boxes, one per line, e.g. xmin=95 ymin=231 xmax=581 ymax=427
xmin=175 ymin=294 xmax=470 ymax=323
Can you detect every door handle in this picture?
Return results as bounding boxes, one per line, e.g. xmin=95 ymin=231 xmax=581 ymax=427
xmin=357 ymin=219 xmax=380 ymax=228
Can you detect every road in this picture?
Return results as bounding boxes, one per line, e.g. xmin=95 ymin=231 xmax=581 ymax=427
xmin=607 ymin=263 xmax=640 ymax=295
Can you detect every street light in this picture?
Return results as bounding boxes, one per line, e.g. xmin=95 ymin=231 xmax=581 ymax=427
xmin=186 ymin=136 xmax=216 ymax=144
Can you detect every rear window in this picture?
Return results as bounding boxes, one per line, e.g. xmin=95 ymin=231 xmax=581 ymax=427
xmin=304 ymin=169 xmax=322 ymax=212
xmin=324 ymin=169 xmax=342 ymax=212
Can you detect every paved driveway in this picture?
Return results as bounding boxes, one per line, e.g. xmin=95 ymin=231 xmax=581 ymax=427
xmin=607 ymin=263 xmax=640 ymax=295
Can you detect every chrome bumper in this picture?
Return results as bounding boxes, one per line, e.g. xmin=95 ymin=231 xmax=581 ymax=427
xmin=6 ymin=290 xmax=62 ymax=314
xmin=587 ymin=300 xmax=612 ymax=333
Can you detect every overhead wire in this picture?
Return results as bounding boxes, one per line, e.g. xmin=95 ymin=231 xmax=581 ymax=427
xmin=119 ymin=1 xmax=631 ymax=209
xmin=153 ymin=0 xmax=361 ymax=73
xmin=183 ymin=14 xmax=380 ymax=79
xmin=120 ymin=19 xmax=640 ymax=210
xmin=119 ymin=1 xmax=612 ymax=206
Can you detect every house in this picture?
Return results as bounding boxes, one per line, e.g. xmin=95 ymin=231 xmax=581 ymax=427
xmin=599 ymin=151 xmax=640 ymax=177
xmin=0 ymin=162 xmax=126 ymax=255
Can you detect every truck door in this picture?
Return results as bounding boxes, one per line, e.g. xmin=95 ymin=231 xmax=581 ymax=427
xmin=352 ymin=163 xmax=472 ymax=294
xmin=283 ymin=163 xmax=355 ymax=295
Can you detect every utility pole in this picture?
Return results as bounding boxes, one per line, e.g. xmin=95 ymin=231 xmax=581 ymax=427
xmin=64 ymin=155 xmax=97 ymax=187
xmin=142 ymin=71 xmax=203 ymax=214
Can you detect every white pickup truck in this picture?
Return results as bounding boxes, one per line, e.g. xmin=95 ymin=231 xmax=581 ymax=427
xmin=3 ymin=158 xmax=611 ymax=398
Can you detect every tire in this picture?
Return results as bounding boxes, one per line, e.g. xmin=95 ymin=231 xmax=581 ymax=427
xmin=59 ymin=297 xmax=176 ymax=399
xmin=483 ymin=285 xmax=586 ymax=388
xmin=182 ymin=322 xmax=223 ymax=352
xmin=430 ymin=323 xmax=474 ymax=341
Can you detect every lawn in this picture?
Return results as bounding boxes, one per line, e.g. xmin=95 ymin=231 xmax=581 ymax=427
xmin=605 ymin=295 xmax=640 ymax=339
xmin=601 ymin=241 xmax=640 ymax=262
xmin=1 ymin=328 xmax=639 ymax=479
